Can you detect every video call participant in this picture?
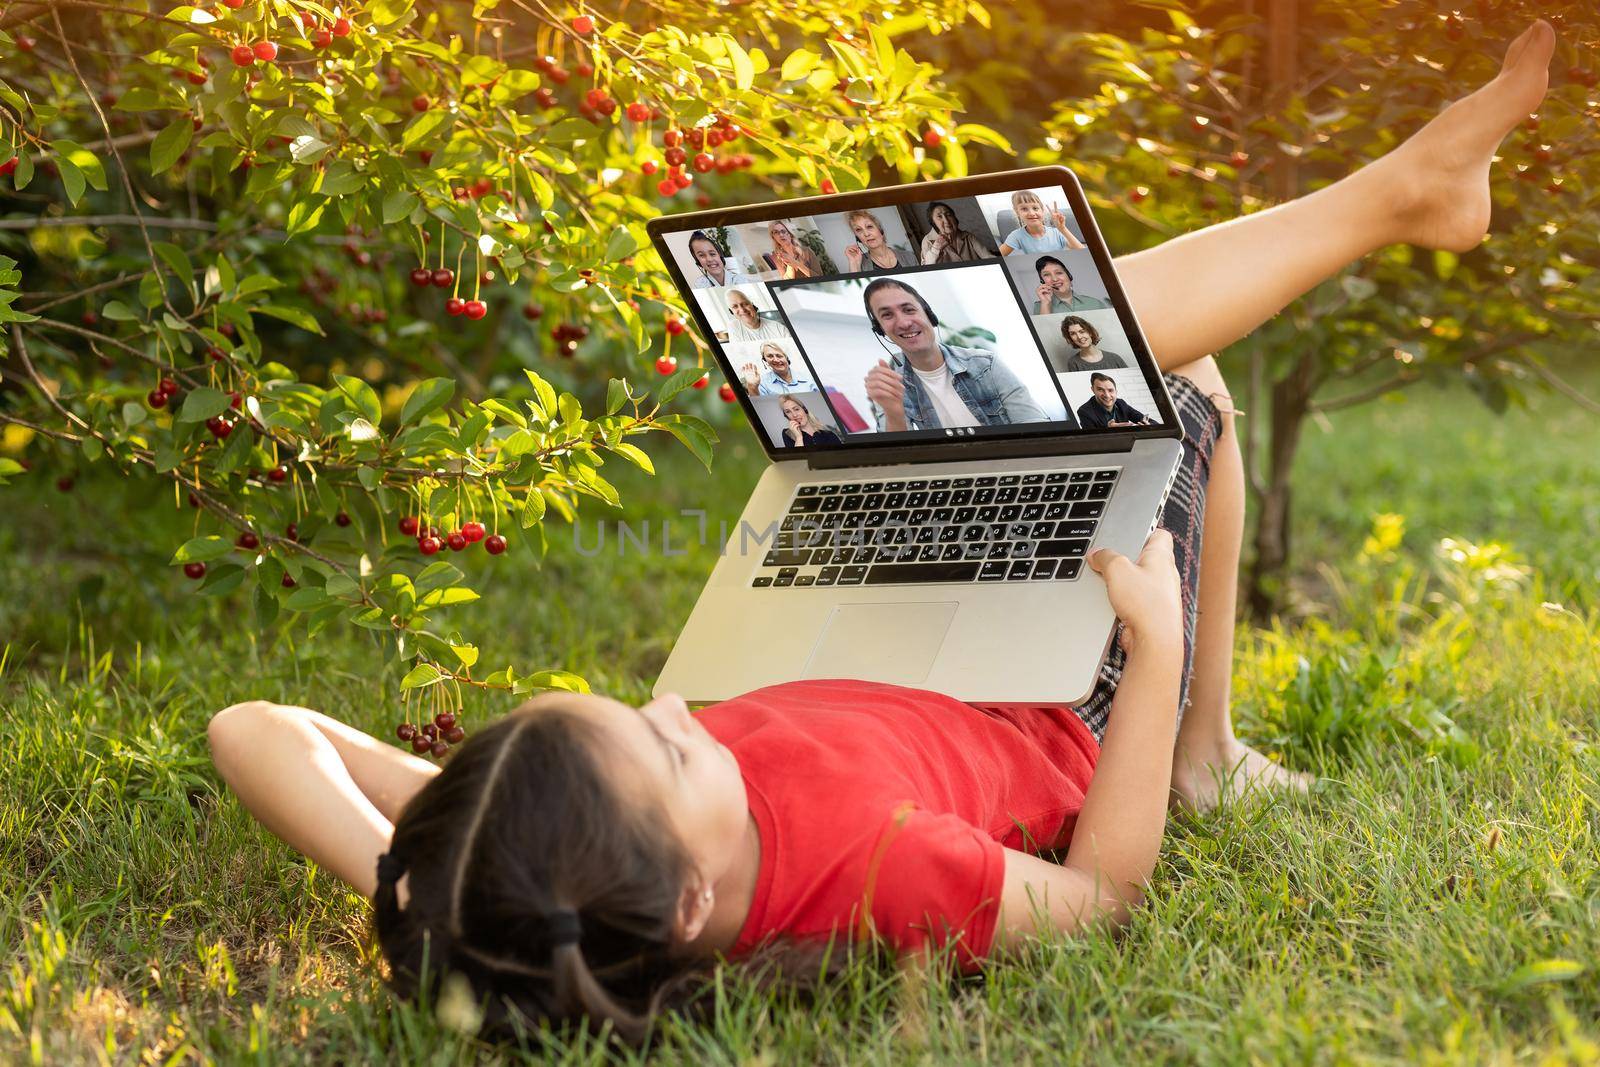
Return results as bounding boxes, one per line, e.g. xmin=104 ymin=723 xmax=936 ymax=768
xmin=1050 ymin=316 xmax=1130 ymax=374
xmin=842 ymin=210 xmax=919 ymax=272
xmin=724 ymin=289 xmax=789 ymax=342
xmin=686 ymin=230 xmax=761 ymax=289
xmin=860 ymin=278 xmax=1047 ymax=433
xmin=739 ymin=341 xmax=816 ymax=396
xmin=1075 ymin=372 xmax=1153 ymax=429
xmin=767 ymin=220 xmax=823 ymax=279
xmin=1034 ymin=256 xmax=1110 ymax=314
xmin=918 ymin=201 xmax=995 ymax=265
xmin=998 ymin=191 xmax=1088 ymax=255
xmin=777 ymin=395 xmax=842 ymax=447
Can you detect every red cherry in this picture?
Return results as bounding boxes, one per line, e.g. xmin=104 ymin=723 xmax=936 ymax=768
xmin=674 ymin=172 xmax=693 ymax=190
xmin=656 ymin=178 xmax=676 ymax=197
xmin=335 ymin=511 xmax=352 ymax=527
xmin=160 ymin=378 xmax=179 ymax=397
xmin=284 ymin=522 xmax=299 ymax=542
xmin=1129 ymin=187 xmax=1148 ymax=203
xmin=56 ymin=476 xmax=75 ymax=492
xmin=147 ymin=390 xmax=169 ymax=410
xmin=267 ymin=464 xmax=289 ymax=483
xmin=663 ymin=129 xmax=682 ymax=148
xmin=665 ymin=318 xmax=686 ymax=336
xmin=687 ymin=128 xmax=705 ymax=149
xmin=411 ymin=734 xmax=431 ymax=754
xmin=0 ymin=157 xmax=17 ymax=177
xmin=1532 ymin=145 xmax=1553 ymax=163
xmin=462 ymin=521 xmax=487 ymax=543
xmin=312 ymin=27 xmax=333 ymax=48
xmin=399 ymin=516 xmax=420 ymax=536
xmin=626 ymin=102 xmax=650 ymax=122
xmin=922 ymin=129 xmax=942 ymax=148
xmin=231 ymin=44 xmax=255 ymax=67
xmin=223 ymin=0 xmax=245 ymax=7
xmin=463 ymin=300 xmax=487 ymax=320
xmin=584 ymin=88 xmax=607 ymax=108
xmin=549 ymin=67 xmax=570 ymax=84
xmin=655 ymin=354 xmax=678 ymax=375
xmin=253 ymin=41 xmax=278 ymax=62
xmin=332 ymin=16 xmax=352 ymax=36
xmin=445 ymin=726 xmax=466 ymax=744
xmin=534 ymin=87 xmax=556 ymax=108
xmin=692 ymin=152 xmax=714 ymax=173
xmin=183 ymin=561 xmax=207 ymax=580
xmin=558 ymin=338 xmax=579 ymax=357
xmin=571 ymin=14 xmax=595 ymax=34
xmin=664 ymin=146 xmax=686 ymax=167
xmin=445 ymin=297 xmax=466 ymax=316
xmin=412 ymin=95 xmax=430 ymax=112
xmin=1229 ymin=151 xmax=1250 ymax=167
xmin=16 ymin=35 xmax=36 ymax=52
xmin=430 ymin=740 xmax=450 ymax=758
xmin=692 ymin=373 xmax=709 ymax=390
xmin=718 ymin=383 xmax=737 ymax=403
xmin=397 ymin=723 xmax=417 ymax=741
xmin=409 ymin=267 xmax=431 ymax=287
xmin=206 ymin=415 xmax=234 ymax=438
xmin=188 ymin=492 xmax=202 ymax=509
xmin=577 ymin=62 xmax=594 ymax=78
xmin=447 ymin=532 xmax=467 ymax=551
xmin=431 ymin=268 xmax=454 ymax=288
xmin=484 ymin=534 xmax=507 ymax=555
xmin=706 ymin=129 xmax=724 ymax=148
xmin=418 ymin=535 xmax=442 ymax=555
xmin=237 ymin=531 xmax=259 ymax=550
xmin=522 ymin=302 xmax=544 ymax=321
xmin=1523 ymin=115 xmax=1540 ymax=132
xmin=820 ymin=178 xmax=836 ymax=194
xmin=641 ymin=160 xmax=660 ymax=176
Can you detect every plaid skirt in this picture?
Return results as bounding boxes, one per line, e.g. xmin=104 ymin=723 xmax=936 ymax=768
xmin=1068 ymin=372 xmax=1222 ymax=742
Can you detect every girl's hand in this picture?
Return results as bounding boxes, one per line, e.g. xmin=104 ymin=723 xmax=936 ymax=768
xmin=1050 ymin=202 xmax=1068 ymax=232
xmin=1088 ymin=528 xmax=1181 ymax=655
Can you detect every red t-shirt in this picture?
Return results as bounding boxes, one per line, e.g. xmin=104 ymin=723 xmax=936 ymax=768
xmin=697 ymin=679 xmax=1099 ymax=970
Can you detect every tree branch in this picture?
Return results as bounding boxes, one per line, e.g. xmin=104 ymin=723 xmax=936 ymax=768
xmin=1308 ymin=371 xmax=1419 ymax=414
xmin=1528 ymin=361 xmax=1600 ymax=415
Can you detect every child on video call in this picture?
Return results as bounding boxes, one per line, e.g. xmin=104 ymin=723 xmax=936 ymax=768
xmin=999 ymin=190 xmax=1088 ymax=255
xmin=210 ymin=21 xmax=1559 ymax=1046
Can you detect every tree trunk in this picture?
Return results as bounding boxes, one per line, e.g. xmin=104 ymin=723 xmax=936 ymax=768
xmin=1246 ymin=353 xmax=1318 ymax=618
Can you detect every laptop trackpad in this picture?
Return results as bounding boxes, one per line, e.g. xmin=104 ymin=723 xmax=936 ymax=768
xmin=802 ymin=602 xmax=958 ymax=685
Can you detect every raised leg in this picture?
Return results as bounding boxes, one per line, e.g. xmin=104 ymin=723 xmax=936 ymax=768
xmin=1162 ymin=358 xmax=1310 ymax=811
xmin=1114 ymin=21 xmax=1553 ymax=372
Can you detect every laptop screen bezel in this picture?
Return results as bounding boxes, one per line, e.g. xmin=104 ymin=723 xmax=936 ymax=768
xmin=645 ymin=165 xmax=1181 ymax=464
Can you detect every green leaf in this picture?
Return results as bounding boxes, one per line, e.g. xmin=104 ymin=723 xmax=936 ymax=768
xmin=154 ymin=242 xmax=197 ymax=300
xmin=420 ymin=586 xmax=480 ymax=607
xmin=56 ymin=153 xmax=86 ymax=205
xmin=723 ymin=35 xmax=754 ymax=90
xmin=149 ymin=117 xmax=194 ymax=175
xmin=606 ymin=378 xmax=629 ymax=415
xmin=656 ymin=365 xmax=706 ymax=407
xmin=613 ymin=442 xmax=654 ymax=474
xmin=286 ymin=586 xmax=335 ymax=611
xmin=100 ymin=300 xmax=137 ymax=321
xmin=334 ymin=374 xmax=382 ymax=425
xmin=524 ymin=370 xmax=558 ymax=419
xmin=177 ymin=387 xmax=232 ymax=423
xmin=519 ymin=486 xmax=546 ymax=528
xmin=198 ymin=563 xmax=247 ymax=597
xmin=604 ymin=225 xmax=638 ymax=263
xmin=826 ymin=40 xmax=870 ymax=82
xmin=415 ymin=561 xmax=462 ymax=595
xmin=171 ymin=536 xmax=233 ymax=564
xmin=285 ymin=199 xmax=325 ymax=238
xmin=450 ymin=643 xmax=479 ymax=668
xmin=255 ymin=304 xmax=325 ymax=335
xmin=780 ymin=48 xmax=820 ymax=80
xmin=400 ymin=109 xmax=450 ymax=151
xmin=400 ymin=661 xmax=445 ymax=689
xmin=382 ymin=188 xmax=419 ymax=224
xmin=399 ymin=376 xmax=455 ymax=425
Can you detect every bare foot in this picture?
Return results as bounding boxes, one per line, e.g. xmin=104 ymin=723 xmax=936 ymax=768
xmin=1169 ymin=735 xmax=1313 ymax=814
xmin=1382 ymin=19 xmax=1554 ymax=252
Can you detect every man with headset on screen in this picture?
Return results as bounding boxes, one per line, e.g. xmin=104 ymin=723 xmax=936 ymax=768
xmin=859 ymin=278 xmax=1047 ymax=433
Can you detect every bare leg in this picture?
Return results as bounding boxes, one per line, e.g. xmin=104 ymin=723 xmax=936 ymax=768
xmin=1115 ymin=21 xmax=1553 ymax=372
xmin=1163 ymin=358 xmax=1310 ymax=811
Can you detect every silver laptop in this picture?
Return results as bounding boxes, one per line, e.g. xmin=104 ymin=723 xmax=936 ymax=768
xmin=646 ymin=166 xmax=1182 ymax=705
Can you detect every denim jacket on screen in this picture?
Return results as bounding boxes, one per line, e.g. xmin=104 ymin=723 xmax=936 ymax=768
xmin=871 ymin=343 xmax=1047 ymax=431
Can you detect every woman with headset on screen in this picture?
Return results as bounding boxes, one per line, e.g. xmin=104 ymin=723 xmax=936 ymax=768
xmin=919 ymin=201 xmax=995 ymax=264
xmin=777 ymin=395 xmax=842 ymax=447
xmin=841 ymin=210 xmax=919 ymax=272
xmin=687 ymin=230 xmax=761 ymax=289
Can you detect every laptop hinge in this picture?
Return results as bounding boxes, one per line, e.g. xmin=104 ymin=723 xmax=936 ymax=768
xmin=805 ymin=432 xmax=1141 ymax=470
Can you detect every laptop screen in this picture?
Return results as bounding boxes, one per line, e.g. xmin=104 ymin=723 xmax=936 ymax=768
xmin=654 ymin=176 xmax=1171 ymax=453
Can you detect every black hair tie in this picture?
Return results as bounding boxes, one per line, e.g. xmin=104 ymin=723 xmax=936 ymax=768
xmin=376 ymin=852 xmax=406 ymax=886
xmin=546 ymin=909 xmax=582 ymax=947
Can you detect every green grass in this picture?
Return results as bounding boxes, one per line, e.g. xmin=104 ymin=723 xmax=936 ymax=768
xmin=2 ymin=365 xmax=1598 ymax=1063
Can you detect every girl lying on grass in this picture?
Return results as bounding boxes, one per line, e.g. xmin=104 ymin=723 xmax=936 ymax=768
xmin=210 ymin=23 xmax=1555 ymax=1045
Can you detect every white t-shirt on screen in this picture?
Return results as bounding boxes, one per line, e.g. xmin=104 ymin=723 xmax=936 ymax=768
xmin=911 ymin=361 xmax=979 ymax=428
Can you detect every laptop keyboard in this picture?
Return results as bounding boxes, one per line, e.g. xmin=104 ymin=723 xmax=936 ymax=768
xmin=751 ymin=468 xmax=1119 ymax=588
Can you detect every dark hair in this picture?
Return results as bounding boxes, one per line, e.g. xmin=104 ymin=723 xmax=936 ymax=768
xmin=1035 ymin=255 xmax=1072 ymax=281
xmin=1089 ymin=372 xmax=1115 ymax=387
xmin=372 ymin=704 xmax=698 ymax=1046
xmin=1060 ymin=315 xmax=1099 ymax=346
xmin=687 ymin=230 xmax=726 ymax=261
xmin=861 ymin=278 xmax=938 ymax=334
xmin=927 ymin=201 xmax=958 ymax=226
